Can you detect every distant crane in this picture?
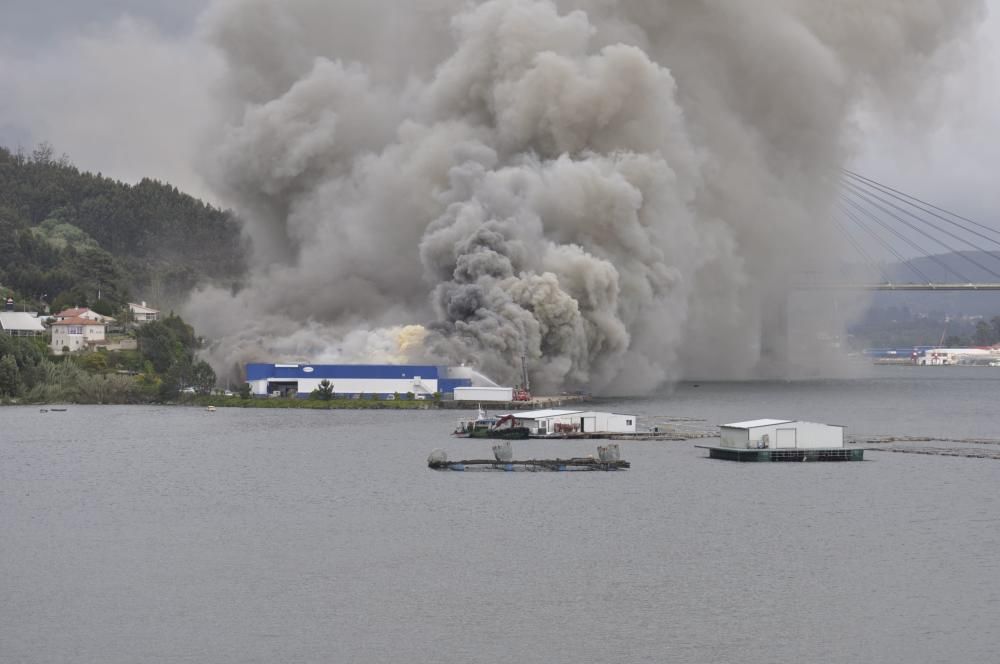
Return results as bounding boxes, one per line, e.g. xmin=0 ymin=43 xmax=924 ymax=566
xmin=514 ymin=354 xmax=532 ymax=401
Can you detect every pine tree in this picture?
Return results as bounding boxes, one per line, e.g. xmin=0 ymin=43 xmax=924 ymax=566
xmin=0 ymin=354 xmax=21 ymax=397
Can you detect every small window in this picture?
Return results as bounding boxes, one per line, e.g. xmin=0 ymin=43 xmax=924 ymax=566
xmin=626 ymin=419 xmax=633 ymax=425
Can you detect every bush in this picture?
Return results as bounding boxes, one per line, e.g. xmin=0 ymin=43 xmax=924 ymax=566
xmin=310 ymin=379 xmax=334 ymax=401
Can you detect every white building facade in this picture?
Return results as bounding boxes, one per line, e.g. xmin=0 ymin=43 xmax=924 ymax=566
xmin=245 ymin=364 xmax=473 ymax=398
xmin=50 ymin=317 xmax=107 ymax=354
xmin=918 ymin=348 xmax=995 ymax=366
xmin=454 ymin=386 xmax=514 ymax=402
xmin=510 ymin=409 xmax=637 ymax=436
xmin=720 ymin=419 xmax=844 ymax=450
xmin=128 ymin=302 xmax=160 ymax=323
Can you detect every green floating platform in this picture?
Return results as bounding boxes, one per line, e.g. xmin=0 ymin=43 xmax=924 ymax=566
xmin=698 ymin=446 xmax=864 ymax=462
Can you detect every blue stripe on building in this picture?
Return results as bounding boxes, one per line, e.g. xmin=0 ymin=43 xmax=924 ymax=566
xmin=246 ymin=364 xmax=443 ymax=381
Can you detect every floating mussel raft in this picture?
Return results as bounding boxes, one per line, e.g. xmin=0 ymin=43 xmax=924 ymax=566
xmin=427 ymin=441 xmax=630 ymax=472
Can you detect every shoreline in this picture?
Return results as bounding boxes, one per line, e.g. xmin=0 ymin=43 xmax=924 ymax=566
xmin=4 ymin=394 xmax=592 ymax=410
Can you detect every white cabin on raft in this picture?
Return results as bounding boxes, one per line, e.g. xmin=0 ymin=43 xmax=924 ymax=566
xmin=720 ymin=419 xmax=845 ymax=450
xmin=507 ymin=409 xmax=637 ymax=436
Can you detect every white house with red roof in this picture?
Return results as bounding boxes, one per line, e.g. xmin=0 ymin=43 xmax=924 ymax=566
xmin=53 ymin=307 xmax=115 ymax=324
xmin=50 ymin=316 xmax=108 ymax=354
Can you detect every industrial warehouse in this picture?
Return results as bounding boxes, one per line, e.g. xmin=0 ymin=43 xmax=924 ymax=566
xmin=245 ymin=363 xmax=486 ymax=399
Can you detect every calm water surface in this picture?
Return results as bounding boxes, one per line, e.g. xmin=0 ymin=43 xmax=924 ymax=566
xmin=2 ymin=366 xmax=999 ymax=663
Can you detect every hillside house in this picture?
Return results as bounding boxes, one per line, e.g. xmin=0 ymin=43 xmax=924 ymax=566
xmin=128 ymin=301 xmax=160 ymax=324
xmin=53 ymin=307 xmax=115 ymax=324
xmin=50 ymin=316 xmax=107 ymax=354
xmin=0 ymin=312 xmax=47 ymax=337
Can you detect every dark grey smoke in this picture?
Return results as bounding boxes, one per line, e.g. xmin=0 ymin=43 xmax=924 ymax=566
xmin=183 ymin=0 xmax=985 ymax=393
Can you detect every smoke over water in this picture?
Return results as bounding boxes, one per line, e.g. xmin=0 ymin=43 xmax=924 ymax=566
xmin=183 ymin=0 xmax=984 ymax=393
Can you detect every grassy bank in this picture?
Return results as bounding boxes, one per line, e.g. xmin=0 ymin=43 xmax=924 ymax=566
xmin=191 ymin=396 xmax=440 ymax=409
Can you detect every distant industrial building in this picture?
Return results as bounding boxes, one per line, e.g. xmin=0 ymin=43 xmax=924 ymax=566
xmin=918 ymin=348 xmax=996 ymax=365
xmin=245 ymin=364 xmax=476 ymax=398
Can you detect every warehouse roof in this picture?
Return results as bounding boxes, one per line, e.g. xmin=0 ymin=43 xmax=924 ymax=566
xmin=510 ymin=409 xmax=584 ymax=419
xmin=722 ymin=419 xmax=794 ymax=429
xmin=0 ymin=312 xmax=46 ymax=333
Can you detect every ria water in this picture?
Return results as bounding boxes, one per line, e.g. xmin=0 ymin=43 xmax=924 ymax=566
xmin=2 ymin=365 xmax=999 ymax=663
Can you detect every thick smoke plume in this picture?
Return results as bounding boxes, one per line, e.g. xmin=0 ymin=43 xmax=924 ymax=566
xmin=184 ymin=0 xmax=984 ymax=393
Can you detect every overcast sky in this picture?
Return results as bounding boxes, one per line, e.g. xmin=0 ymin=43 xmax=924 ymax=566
xmin=0 ymin=0 xmax=206 ymax=49
xmin=2 ymin=0 xmax=999 ymax=230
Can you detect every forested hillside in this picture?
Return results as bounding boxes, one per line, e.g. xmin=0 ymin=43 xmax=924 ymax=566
xmin=0 ymin=144 xmax=245 ymax=311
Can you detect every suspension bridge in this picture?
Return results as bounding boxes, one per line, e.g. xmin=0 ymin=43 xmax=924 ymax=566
xmin=818 ymin=169 xmax=1000 ymax=291
xmin=759 ymin=173 xmax=1000 ymax=370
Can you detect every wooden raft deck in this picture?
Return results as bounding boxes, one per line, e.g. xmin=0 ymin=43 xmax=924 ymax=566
xmin=428 ymin=457 xmax=630 ymax=472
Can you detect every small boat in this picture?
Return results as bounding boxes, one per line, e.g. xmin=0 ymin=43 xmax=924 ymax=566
xmin=39 ymin=408 xmax=49 ymax=413
xmin=453 ymin=406 xmax=530 ymax=440
xmin=50 ymin=408 xmax=67 ymax=412
xmin=206 ymin=405 xmax=217 ymax=412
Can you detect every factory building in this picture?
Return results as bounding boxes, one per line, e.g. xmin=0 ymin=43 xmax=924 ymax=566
xmin=918 ymin=348 xmax=995 ymax=365
xmin=245 ymin=364 xmax=474 ymax=399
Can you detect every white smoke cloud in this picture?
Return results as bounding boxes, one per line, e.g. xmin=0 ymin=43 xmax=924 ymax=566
xmin=178 ymin=0 xmax=985 ymax=393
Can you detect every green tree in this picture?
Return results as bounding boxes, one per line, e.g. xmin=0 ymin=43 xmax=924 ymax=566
xmin=0 ymin=143 xmax=246 ymax=315
xmin=238 ymin=383 xmax=252 ymax=400
xmin=136 ymin=319 xmax=186 ymax=373
xmin=973 ymin=320 xmax=995 ymax=347
xmin=90 ymin=299 xmax=115 ymax=317
xmin=0 ymin=336 xmax=45 ymax=394
xmin=158 ymin=359 xmax=190 ymax=401
xmin=990 ymin=316 xmax=1000 ymax=344
xmin=79 ymin=352 xmax=108 ymax=373
xmin=0 ymin=354 xmax=20 ymax=397
xmin=311 ymin=379 xmax=334 ymax=400
xmin=190 ymin=360 xmax=216 ymax=393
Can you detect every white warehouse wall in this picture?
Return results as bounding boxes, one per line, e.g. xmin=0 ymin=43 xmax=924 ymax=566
xmin=720 ymin=428 xmax=750 ymax=448
xmin=250 ymin=377 xmax=438 ymax=396
xmin=454 ymin=387 xmax=514 ymax=401
xmin=722 ymin=422 xmax=843 ymax=449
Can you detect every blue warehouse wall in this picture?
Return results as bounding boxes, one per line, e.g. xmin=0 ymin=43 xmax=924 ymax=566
xmin=246 ymin=364 xmax=442 ymax=381
xmin=438 ymin=378 xmax=472 ymax=394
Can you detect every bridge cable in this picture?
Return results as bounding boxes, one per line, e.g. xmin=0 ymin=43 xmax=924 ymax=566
xmin=832 ymin=216 xmax=894 ymax=284
xmin=837 ymin=201 xmax=934 ymax=283
xmin=842 ymin=180 xmax=1000 ymax=278
xmin=838 ymin=196 xmax=956 ymax=281
xmin=841 ymin=181 xmax=1000 ymax=281
xmin=842 ymin=172 xmax=1000 ymax=255
xmin=842 ymin=169 xmax=1000 ymax=241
